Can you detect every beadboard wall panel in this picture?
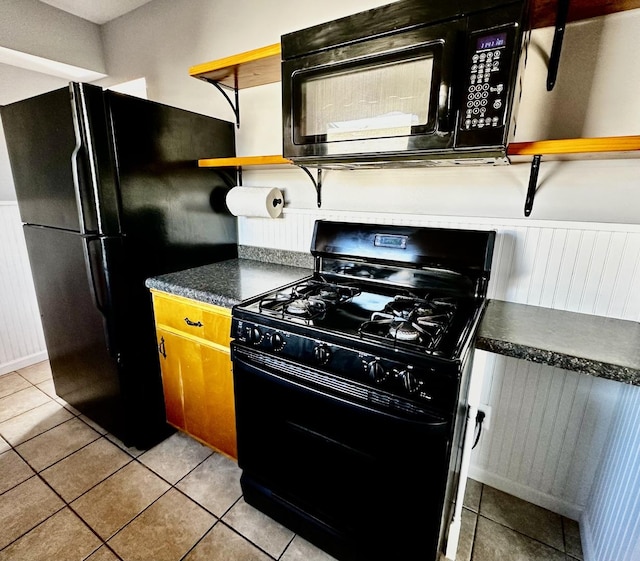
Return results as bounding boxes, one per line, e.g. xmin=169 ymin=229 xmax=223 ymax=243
xmin=582 ymin=383 xmax=640 ymax=561
xmin=240 ymin=209 xmax=640 ymax=319
xmin=0 ymin=203 xmax=46 ymax=374
xmin=469 ymin=354 xmax=621 ymax=518
xmin=238 ymin=209 xmax=640 ymax=519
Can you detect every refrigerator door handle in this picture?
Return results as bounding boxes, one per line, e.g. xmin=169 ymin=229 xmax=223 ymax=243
xmin=81 ymin=236 xmax=118 ymax=356
xmin=70 ymin=84 xmax=95 ymax=236
xmin=70 ymin=82 xmax=112 ymax=236
xmin=82 ymin=236 xmax=106 ymax=313
xmin=71 ymin=123 xmax=88 ymax=235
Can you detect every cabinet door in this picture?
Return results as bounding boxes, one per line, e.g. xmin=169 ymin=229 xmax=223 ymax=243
xmin=156 ymin=328 xmax=187 ymax=431
xmin=156 ymin=327 xmax=237 ymax=459
xmin=193 ymin=344 xmax=236 ymax=459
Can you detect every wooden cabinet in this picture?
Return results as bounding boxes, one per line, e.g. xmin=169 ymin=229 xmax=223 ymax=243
xmin=151 ymin=290 xmax=237 ymax=459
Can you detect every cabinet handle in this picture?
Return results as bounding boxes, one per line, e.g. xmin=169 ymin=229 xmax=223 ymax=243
xmin=184 ymin=317 xmax=203 ymax=327
xmin=158 ymin=337 xmax=167 ymax=359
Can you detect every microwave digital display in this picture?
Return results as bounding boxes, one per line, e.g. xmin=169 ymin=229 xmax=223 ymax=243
xmin=477 ymin=32 xmax=507 ymax=50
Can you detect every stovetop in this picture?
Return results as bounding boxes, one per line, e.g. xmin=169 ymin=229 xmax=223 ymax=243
xmin=235 ymin=275 xmax=484 ymax=361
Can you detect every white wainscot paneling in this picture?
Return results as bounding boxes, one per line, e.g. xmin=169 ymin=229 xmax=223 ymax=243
xmin=0 ymin=203 xmax=46 ymax=374
xmin=469 ymin=352 xmax=621 ymax=519
xmin=238 ymin=208 xmax=640 ymax=522
xmin=581 ymin=383 xmax=640 ymax=561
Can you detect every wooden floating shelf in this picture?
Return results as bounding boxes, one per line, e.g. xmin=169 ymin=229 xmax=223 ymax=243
xmin=530 ymin=0 xmax=640 ymax=29
xmin=189 ymin=43 xmax=281 ymax=89
xmin=508 ymin=135 xmax=640 ymax=156
xmin=197 ymin=137 xmax=640 ymax=168
xmin=198 ymin=155 xmax=292 ymax=168
xmin=187 ymin=1 xmax=640 ymax=91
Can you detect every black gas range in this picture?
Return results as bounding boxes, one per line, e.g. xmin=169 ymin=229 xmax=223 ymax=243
xmin=231 ymin=221 xmax=495 ymax=561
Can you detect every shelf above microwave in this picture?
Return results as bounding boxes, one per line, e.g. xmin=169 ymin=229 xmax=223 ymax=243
xmin=189 ymin=44 xmax=281 ymax=127
xmin=530 ymin=0 xmax=640 ymax=29
xmin=189 ymin=43 xmax=281 ymax=89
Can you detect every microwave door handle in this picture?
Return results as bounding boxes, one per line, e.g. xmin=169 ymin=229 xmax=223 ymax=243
xmin=437 ymin=82 xmax=452 ymax=132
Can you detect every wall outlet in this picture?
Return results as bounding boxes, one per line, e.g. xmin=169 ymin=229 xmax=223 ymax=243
xmin=478 ymin=404 xmax=492 ymax=431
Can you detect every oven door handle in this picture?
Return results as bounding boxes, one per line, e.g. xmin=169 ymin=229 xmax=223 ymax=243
xmin=233 ymin=349 xmax=451 ymax=430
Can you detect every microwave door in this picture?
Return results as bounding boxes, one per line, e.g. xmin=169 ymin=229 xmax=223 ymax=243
xmin=282 ymin=26 xmax=460 ymax=164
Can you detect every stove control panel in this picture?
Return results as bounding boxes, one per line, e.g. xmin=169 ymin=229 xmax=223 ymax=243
xmin=233 ymin=319 xmax=458 ymax=409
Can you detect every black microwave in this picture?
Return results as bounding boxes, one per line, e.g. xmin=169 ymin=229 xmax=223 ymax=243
xmin=281 ymin=0 xmax=530 ymax=167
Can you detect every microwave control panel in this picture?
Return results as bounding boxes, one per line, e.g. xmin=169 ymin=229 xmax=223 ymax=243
xmin=457 ymin=25 xmax=517 ymax=146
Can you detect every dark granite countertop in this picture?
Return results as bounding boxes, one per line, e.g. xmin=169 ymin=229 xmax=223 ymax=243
xmin=145 ymin=258 xmax=312 ymax=308
xmin=147 ymin=254 xmax=640 ymax=386
xmin=477 ymin=299 xmax=640 ymax=385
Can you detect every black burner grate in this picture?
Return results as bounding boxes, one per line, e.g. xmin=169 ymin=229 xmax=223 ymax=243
xmin=358 ymin=295 xmax=457 ymax=351
xmin=258 ymin=280 xmax=361 ymax=321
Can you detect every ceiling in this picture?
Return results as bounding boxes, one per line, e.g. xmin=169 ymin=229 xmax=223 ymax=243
xmin=0 ymin=1 xmax=158 ymax=105
xmin=38 ymin=0 xmax=155 ymax=24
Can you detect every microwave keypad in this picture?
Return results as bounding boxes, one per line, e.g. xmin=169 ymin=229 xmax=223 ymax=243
xmin=463 ymin=48 xmax=508 ymax=131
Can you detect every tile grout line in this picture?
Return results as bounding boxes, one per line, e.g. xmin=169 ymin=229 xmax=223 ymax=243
xmin=475 ymin=512 xmax=569 ymax=557
xmin=0 ymin=375 xmax=120 ymax=558
xmin=1 ymin=383 xmax=246 ymax=561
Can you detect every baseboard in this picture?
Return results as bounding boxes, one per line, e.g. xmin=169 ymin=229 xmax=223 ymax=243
xmin=468 ymin=465 xmax=583 ymax=521
xmin=0 ymin=351 xmax=48 ymax=377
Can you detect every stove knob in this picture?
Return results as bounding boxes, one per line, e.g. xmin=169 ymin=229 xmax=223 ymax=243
xmin=398 ymin=367 xmax=422 ymax=393
xmin=246 ymin=326 xmax=262 ymax=345
xmin=268 ymin=332 xmax=285 ymax=351
xmin=313 ymin=344 xmax=331 ymax=365
xmin=365 ymin=359 xmax=387 ymax=383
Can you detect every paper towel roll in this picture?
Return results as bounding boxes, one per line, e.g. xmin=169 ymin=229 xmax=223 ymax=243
xmin=225 ymin=187 xmax=284 ymax=218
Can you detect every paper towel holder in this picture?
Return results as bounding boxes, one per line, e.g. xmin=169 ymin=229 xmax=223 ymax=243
xmin=213 ymin=161 xmax=322 ymax=208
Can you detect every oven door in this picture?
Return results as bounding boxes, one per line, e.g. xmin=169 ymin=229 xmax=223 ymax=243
xmin=232 ymin=345 xmax=454 ymax=561
xmin=282 ymin=23 xmax=461 ymax=165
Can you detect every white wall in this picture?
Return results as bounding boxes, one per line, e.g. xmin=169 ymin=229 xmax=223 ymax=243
xmin=0 ymin=0 xmax=105 ymax=74
xmin=0 ymin=203 xmax=47 ymax=375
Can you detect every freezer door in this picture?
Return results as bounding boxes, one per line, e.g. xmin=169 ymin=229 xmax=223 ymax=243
xmin=1 ymin=83 xmax=120 ymax=235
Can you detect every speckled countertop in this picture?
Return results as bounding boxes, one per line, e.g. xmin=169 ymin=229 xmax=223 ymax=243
xmin=146 ymin=249 xmax=640 ymax=387
xmin=477 ymin=299 xmax=640 ymax=385
xmin=145 ymin=258 xmax=312 ymax=308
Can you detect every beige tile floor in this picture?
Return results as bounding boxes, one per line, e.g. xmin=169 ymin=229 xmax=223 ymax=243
xmin=0 ymin=361 xmax=583 ymax=561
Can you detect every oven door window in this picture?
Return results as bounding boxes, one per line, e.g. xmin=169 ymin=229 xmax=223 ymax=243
xmin=292 ymin=45 xmax=442 ymax=145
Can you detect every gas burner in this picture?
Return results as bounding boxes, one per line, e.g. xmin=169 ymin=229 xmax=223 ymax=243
xmin=390 ymin=295 xmax=457 ymax=319
xmin=258 ymin=280 xmax=361 ymax=321
xmin=388 ymin=322 xmax=421 ymax=342
xmin=285 ymin=297 xmax=327 ymax=318
xmin=293 ymin=280 xmax=361 ymax=303
xmin=358 ymin=295 xmax=457 ymax=351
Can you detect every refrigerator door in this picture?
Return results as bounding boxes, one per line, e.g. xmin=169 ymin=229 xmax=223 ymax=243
xmin=1 ymin=83 xmax=120 ymax=235
xmin=107 ymin=90 xmax=237 ymax=274
xmin=22 ymin=225 xmax=125 ymax=437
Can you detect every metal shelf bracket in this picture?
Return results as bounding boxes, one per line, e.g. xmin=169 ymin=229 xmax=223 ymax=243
xmin=205 ymin=74 xmax=240 ymax=128
xmin=524 ymin=154 xmax=542 ymax=217
xmin=296 ymin=166 xmax=323 ymax=208
xmin=547 ymin=0 xmax=571 ymax=91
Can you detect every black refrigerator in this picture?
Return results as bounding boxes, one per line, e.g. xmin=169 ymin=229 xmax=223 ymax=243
xmin=1 ymin=82 xmax=238 ymax=448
